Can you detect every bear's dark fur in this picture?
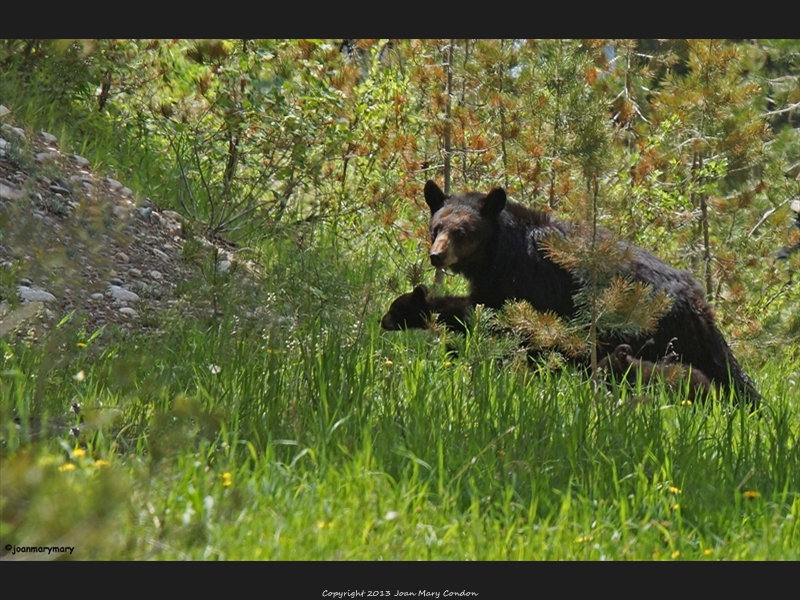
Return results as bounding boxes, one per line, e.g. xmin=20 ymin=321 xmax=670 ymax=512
xmin=423 ymin=180 xmax=760 ymax=406
xmin=596 ymin=344 xmax=714 ymax=401
xmin=381 ymin=284 xmax=471 ymax=334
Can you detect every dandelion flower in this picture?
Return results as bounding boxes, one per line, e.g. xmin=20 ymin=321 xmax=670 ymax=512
xmin=743 ymin=490 xmax=760 ymax=500
xmin=222 ymin=472 xmax=232 ymax=487
xmin=384 ymin=360 xmax=393 ymax=366
xmin=94 ymin=459 xmax=110 ymax=468
xmin=72 ymin=448 xmax=86 ymax=458
xmin=703 ymin=549 xmax=713 ymax=556
xmin=671 ymin=550 xmax=681 ymax=559
xmin=668 ymin=486 xmax=681 ymax=494
xmin=59 ymin=463 xmax=76 ymax=472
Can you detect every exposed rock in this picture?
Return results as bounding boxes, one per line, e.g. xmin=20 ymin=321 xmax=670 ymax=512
xmin=35 ymin=151 xmax=59 ymax=164
xmin=18 ymin=286 xmax=57 ymax=303
xmin=0 ymin=181 xmax=23 ymax=201
xmin=1 ymin=115 xmax=255 ymax=336
xmin=106 ymin=286 xmax=141 ymax=302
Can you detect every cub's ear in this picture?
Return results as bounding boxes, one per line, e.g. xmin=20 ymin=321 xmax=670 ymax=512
xmin=480 ymin=187 xmax=506 ymax=217
xmin=424 ymin=180 xmax=446 ymax=215
xmin=412 ymin=284 xmax=429 ymax=300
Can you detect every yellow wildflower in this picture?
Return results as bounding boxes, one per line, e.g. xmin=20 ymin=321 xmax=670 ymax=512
xmin=743 ymin=490 xmax=760 ymax=500
xmin=59 ymin=463 xmax=76 ymax=472
xmin=94 ymin=459 xmax=110 ymax=468
xmin=222 ymin=472 xmax=232 ymax=487
xmin=668 ymin=486 xmax=681 ymax=494
xmin=72 ymin=448 xmax=86 ymax=459
xmin=671 ymin=550 xmax=681 ymax=559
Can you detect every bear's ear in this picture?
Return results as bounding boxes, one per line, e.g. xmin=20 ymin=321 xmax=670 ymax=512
xmin=424 ymin=180 xmax=446 ymax=214
xmin=480 ymin=187 xmax=506 ymax=217
xmin=412 ymin=284 xmax=429 ymax=300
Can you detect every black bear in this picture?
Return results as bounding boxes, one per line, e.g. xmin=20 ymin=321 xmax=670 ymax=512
xmin=381 ymin=284 xmax=471 ymax=334
xmin=423 ymin=179 xmax=760 ymax=406
xmin=596 ymin=344 xmax=714 ymax=401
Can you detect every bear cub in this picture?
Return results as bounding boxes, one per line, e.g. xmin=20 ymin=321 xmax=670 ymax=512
xmin=381 ymin=285 xmax=471 ymax=334
xmin=596 ymin=343 xmax=714 ymax=401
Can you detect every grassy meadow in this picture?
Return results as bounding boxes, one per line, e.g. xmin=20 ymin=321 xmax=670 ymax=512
xmin=1 ymin=40 xmax=799 ymax=569
xmin=2 ymin=222 xmax=798 ymax=562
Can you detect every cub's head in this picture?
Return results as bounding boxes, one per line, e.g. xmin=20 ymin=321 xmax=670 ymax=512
xmin=380 ymin=285 xmax=434 ymax=331
xmin=597 ymin=343 xmax=635 ymax=376
xmin=424 ymin=180 xmax=506 ymax=271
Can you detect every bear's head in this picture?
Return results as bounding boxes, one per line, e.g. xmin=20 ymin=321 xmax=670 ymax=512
xmin=380 ymin=284 xmax=434 ymax=330
xmin=424 ymin=180 xmax=506 ymax=271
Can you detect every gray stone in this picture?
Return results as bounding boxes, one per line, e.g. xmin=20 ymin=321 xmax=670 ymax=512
xmin=128 ymin=268 xmax=142 ymax=278
xmin=152 ymin=248 xmax=169 ymax=261
xmin=118 ymin=307 xmax=138 ymax=317
xmin=121 ymin=187 xmax=133 ymax=197
xmin=74 ymin=155 xmax=90 ymax=167
xmin=0 ymin=182 xmax=23 ymax=201
xmin=115 ymin=252 xmax=130 ymax=263
xmin=35 ymin=151 xmax=59 ymax=164
xmin=162 ymin=210 xmax=184 ymax=223
xmin=41 ymin=131 xmax=58 ymax=144
xmin=1 ymin=124 xmax=25 ymax=141
xmin=107 ymin=177 xmax=122 ymax=190
xmin=107 ymin=285 xmax=140 ymax=302
xmin=217 ymin=260 xmax=232 ymax=273
xmin=18 ymin=286 xmax=57 ymax=303
xmin=50 ymin=183 xmax=71 ymax=195
xmin=90 ymin=293 xmax=104 ymax=300
xmin=0 ymin=105 xmax=10 ymax=118
xmin=149 ymin=270 xmax=163 ymax=280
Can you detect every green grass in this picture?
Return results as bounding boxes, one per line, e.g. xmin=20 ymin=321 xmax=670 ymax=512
xmin=2 ymin=225 xmax=798 ymax=561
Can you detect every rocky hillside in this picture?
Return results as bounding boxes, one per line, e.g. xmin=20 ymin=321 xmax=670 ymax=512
xmin=0 ymin=105 xmax=240 ymax=339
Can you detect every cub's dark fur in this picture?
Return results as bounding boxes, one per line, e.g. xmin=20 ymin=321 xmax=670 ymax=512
xmin=596 ymin=344 xmax=714 ymax=401
xmin=381 ymin=284 xmax=471 ymax=334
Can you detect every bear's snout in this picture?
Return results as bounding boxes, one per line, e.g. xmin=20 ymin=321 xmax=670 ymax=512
xmin=429 ymin=251 xmax=446 ymax=268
